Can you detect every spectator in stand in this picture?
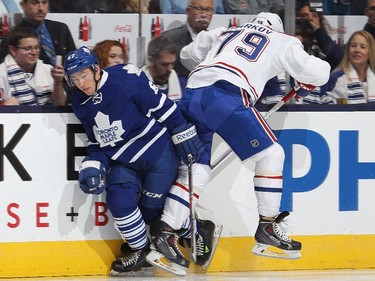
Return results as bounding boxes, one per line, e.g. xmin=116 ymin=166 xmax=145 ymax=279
xmin=296 ymin=0 xmax=344 ymax=70
xmin=92 ymin=40 xmax=128 ymax=69
xmin=300 ymin=30 xmax=375 ymax=104
xmin=222 ymin=0 xmax=284 ymax=14
xmin=141 ymin=36 xmax=182 ymax=102
xmin=350 ymin=0 xmax=368 ymax=15
xmin=222 ymin=0 xmax=252 ymax=14
xmin=324 ymin=0 xmax=351 ymax=15
xmin=364 ymin=0 xmax=375 ymax=38
xmin=148 ymin=0 xmax=161 ymax=13
xmin=160 ymin=0 xmax=224 ymax=14
xmin=49 ymin=0 xmax=128 ymax=13
xmin=0 ymin=27 xmax=66 ymax=106
xmin=161 ymin=0 xmax=215 ymax=89
xmin=256 ymin=74 xmax=286 ymax=105
xmin=49 ymin=0 xmax=90 ymax=12
xmin=0 ymin=0 xmax=76 ymax=104
xmin=6 ymin=0 xmax=76 ymax=66
xmin=127 ymin=0 xmax=150 ymax=13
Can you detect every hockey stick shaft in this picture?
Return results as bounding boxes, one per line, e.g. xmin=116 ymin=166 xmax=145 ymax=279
xmin=187 ymin=154 xmax=197 ymax=262
xmin=263 ymin=88 xmax=296 ymax=120
xmin=211 ymin=88 xmax=297 ymax=171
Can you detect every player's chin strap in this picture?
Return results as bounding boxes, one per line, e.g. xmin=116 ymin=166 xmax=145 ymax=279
xmin=70 ymin=66 xmax=103 ymax=95
xmin=93 ymin=66 xmax=103 ymax=93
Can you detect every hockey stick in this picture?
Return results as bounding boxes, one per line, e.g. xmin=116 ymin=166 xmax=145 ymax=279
xmin=187 ymin=154 xmax=197 ymax=262
xmin=263 ymin=87 xmax=297 ymax=120
xmin=210 ymin=88 xmax=297 ymax=171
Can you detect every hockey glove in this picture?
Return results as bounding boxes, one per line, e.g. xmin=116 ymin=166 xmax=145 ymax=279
xmin=171 ymin=123 xmax=204 ymax=165
xmin=290 ymin=78 xmax=316 ymax=97
xmin=78 ymin=157 xmax=107 ymax=195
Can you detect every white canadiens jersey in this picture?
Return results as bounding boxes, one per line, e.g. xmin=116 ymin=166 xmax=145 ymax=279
xmin=180 ymin=23 xmax=331 ymax=104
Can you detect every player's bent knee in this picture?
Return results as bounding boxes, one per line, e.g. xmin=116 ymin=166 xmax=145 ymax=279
xmin=176 ymin=163 xmax=211 ymax=191
xmin=107 ymin=165 xmax=141 ymax=186
xmin=106 ymin=183 xmax=140 ymax=217
xmin=250 ymin=143 xmax=285 ymax=175
xmin=138 ymin=188 xmax=167 ymax=212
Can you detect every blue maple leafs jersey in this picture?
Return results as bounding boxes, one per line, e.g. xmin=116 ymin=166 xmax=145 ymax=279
xmin=71 ymin=64 xmax=186 ymax=168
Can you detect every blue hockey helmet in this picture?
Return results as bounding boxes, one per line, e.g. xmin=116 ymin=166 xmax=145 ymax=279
xmin=64 ymin=46 xmax=99 ymax=87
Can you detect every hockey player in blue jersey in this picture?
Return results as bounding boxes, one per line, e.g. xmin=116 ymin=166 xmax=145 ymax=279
xmin=146 ymin=12 xmax=331 ymax=275
xmin=63 ymin=46 xmax=216 ymax=275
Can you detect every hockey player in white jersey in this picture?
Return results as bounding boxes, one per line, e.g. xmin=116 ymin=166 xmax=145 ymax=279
xmin=147 ymin=12 xmax=331 ymax=274
xmin=63 ymin=46 xmax=220 ymax=275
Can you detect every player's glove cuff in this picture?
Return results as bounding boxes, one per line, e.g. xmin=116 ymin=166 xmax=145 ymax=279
xmin=290 ymin=78 xmax=316 ymax=97
xmin=79 ymin=157 xmax=107 ymax=195
xmin=172 ymin=123 xmax=204 ymax=165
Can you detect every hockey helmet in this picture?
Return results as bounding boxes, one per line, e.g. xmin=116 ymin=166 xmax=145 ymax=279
xmin=252 ymin=12 xmax=284 ymax=33
xmin=64 ymin=46 xmax=99 ymax=87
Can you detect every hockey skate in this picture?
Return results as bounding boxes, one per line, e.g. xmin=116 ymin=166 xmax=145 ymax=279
xmin=146 ymin=224 xmax=190 ymax=276
xmin=252 ymin=211 xmax=302 ymax=259
xmin=110 ymin=242 xmax=153 ymax=276
xmin=182 ymin=219 xmax=223 ymax=269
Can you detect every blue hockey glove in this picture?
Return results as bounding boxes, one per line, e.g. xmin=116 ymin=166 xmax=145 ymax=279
xmin=171 ymin=123 xmax=204 ymax=165
xmin=78 ymin=157 xmax=107 ymax=195
xmin=290 ymin=78 xmax=316 ymax=97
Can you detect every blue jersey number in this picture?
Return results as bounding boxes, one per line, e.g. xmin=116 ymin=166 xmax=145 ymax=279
xmin=217 ymin=30 xmax=269 ymax=61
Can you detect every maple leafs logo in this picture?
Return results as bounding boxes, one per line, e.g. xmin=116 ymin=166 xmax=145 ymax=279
xmin=123 ymin=64 xmax=142 ymax=76
xmin=93 ymin=112 xmax=125 ymax=147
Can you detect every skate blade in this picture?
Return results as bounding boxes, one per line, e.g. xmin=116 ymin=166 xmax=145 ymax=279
xmin=146 ymin=250 xmax=187 ymax=276
xmin=202 ymin=223 xmax=223 ymax=269
xmin=109 ymin=266 xmax=154 ymax=277
xmin=252 ymin=243 xmax=302 ymax=260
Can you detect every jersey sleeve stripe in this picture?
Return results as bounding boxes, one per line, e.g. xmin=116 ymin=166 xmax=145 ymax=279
xmin=157 ymin=102 xmax=177 ymax=123
xmin=146 ymin=94 xmax=166 ymax=117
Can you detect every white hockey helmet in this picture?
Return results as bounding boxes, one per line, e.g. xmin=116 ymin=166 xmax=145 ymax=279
xmin=252 ymin=12 xmax=284 ymax=33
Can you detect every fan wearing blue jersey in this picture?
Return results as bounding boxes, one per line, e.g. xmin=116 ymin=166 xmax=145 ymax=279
xmin=148 ymin=12 xmax=331 ymax=273
xmin=63 ymin=46 xmax=213 ymax=275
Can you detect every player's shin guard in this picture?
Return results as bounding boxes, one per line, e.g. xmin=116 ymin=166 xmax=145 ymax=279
xmin=252 ymin=211 xmax=301 ymax=259
xmin=160 ymin=163 xmax=210 ymax=231
xmin=252 ymin=142 xmax=284 ymax=217
xmin=113 ymin=208 xmax=148 ymax=250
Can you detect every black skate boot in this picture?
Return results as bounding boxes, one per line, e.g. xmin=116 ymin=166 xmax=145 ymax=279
xmin=195 ymin=220 xmax=222 ymax=268
xmin=110 ymin=242 xmax=152 ymax=276
xmin=179 ymin=219 xmax=223 ymax=269
xmin=252 ymin=211 xmax=302 ymax=259
xmin=146 ymin=223 xmax=190 ymax=276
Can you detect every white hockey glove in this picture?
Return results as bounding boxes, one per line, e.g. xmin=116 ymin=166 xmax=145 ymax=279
xmin=78 ymin=157 xmax=107 ymax=195
xmin=171 ymin=123 xmax=204 ymax=165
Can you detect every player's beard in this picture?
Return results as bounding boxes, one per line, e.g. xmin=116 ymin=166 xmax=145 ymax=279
xmin=154 ymin=75 xmax=168 ymax=86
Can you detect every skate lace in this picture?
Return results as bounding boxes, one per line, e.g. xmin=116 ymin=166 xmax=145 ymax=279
xmin=171 ymin=233 xmax=186 ymax=257
xmin=273 ymin=221 xmax=292 ymax=242
xmin=119 ymin=251 xmax=140 ymax=266
xmin=195 ymin=234 xmax=204 ymax=256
